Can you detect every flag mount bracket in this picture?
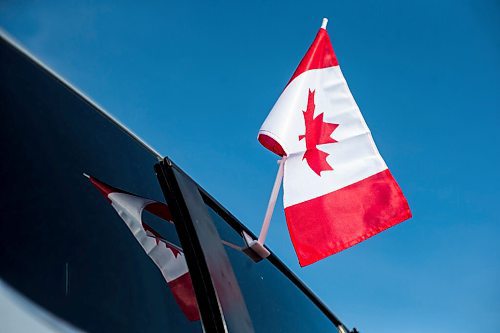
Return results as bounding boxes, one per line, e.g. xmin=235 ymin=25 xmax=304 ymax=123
xmin=241 ymin=231 xmax=270 ymax=262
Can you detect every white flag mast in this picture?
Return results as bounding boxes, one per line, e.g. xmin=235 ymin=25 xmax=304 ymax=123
xmin=258 ymin=157 xmax=287 ymax=245
xmin=243 ymin=157 xmax=286 ymax=259
xmin=321 ymin=17 xmax=328 ymax=29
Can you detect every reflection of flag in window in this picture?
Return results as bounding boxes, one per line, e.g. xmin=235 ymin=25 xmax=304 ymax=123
xmin=85 ymin=174 xmax=200 ymax=321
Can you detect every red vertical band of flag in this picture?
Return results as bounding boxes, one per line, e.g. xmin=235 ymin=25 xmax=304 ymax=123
xmin=285 ymin=170 xmax=411 ymax=266
xmin=288 ymin=28 xmax=338 ymax=84
xmin=168 ymin=273 xmax=200 ymax=321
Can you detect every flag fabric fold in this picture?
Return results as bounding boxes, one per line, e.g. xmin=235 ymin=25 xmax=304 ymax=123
xmin=86 ymin=175 xmax=200 ymax=321
xmin=258 ymin=21 xmax=411 ymax=266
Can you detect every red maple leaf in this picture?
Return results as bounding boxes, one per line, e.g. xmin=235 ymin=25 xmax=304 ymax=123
xmin=298 ymin=89 xmax=339 ymax=176
xmin=142 ymin=222 xmax=182 ymax=257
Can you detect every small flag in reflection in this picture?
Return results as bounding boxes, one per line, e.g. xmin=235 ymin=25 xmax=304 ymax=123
xmin=85 ymin=174 xmax=200 ymax=321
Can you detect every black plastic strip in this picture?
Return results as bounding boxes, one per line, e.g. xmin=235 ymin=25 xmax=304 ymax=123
xmin=155 ymin=158 xmax=254 ymax=333
xmin=154 ymin=161 xmax=225 ymax=332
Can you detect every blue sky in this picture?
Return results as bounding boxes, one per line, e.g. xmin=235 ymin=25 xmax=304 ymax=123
xmin=1 ymin=1 xmax=499 ymax=331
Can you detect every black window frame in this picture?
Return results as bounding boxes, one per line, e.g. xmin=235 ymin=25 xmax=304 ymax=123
xmin=155 ymin=158 xmax=352 ymax=333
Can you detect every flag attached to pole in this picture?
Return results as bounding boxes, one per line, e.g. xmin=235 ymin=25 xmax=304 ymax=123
xmin=85 ymin=174 xmax=200 ymax=321
xmin=258 ymin=19 xmax=412 ymax=266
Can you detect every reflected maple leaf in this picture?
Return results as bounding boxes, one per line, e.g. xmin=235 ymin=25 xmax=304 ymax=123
xmin=143 ymin=222 xmax=182 ymax=257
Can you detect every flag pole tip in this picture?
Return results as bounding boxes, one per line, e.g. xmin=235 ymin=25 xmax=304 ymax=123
xmin=321 ymin=18 xmax=328 ymax=29
xmin=82 ymin=172 xmax=90 ymax=179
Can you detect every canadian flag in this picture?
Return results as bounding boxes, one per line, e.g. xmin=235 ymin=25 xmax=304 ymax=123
xmin=86 ymin=174 xmax=200 ymax=321
xmin=258 ymin=19 xmax=412 ymax=266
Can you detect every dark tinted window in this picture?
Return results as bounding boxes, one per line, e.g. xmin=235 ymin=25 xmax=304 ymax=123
xmin=0 ymin=36 xmax=201 ymax=332
xmin=203 ymin=201 xmax=342 ymax=333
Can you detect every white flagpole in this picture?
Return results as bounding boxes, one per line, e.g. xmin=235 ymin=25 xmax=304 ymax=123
xmin=258 ymin=156 xmax=286 ymax=244
xmin=321 ymin=17 xmax=328 ymax=29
